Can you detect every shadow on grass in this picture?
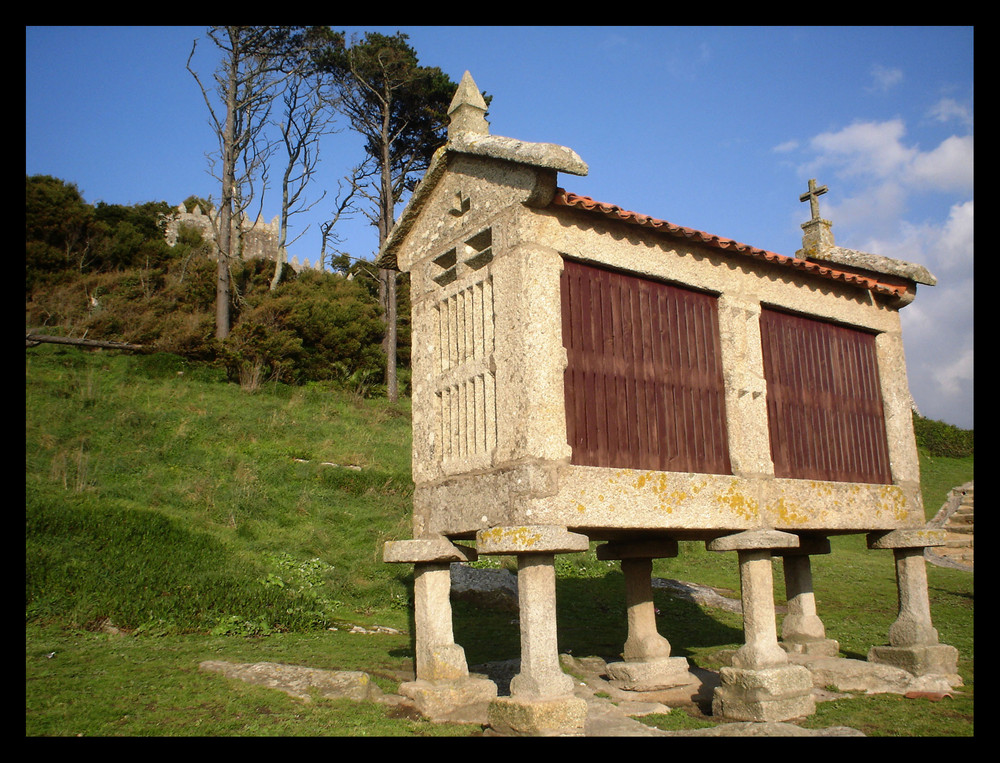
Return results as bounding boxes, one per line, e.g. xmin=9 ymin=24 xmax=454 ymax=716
xmin=447 ymin=572 xmax=744 ymax=671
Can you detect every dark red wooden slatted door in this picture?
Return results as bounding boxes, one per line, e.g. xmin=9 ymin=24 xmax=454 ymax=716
xmin=561 ymin=259 xmax=731 ymax=475
xmin=759 ymin=308 xmax=892 ymax=484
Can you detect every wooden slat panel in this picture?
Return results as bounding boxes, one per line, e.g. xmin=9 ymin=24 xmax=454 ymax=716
xmin=760 ymin=308 xmax=891 ymax=484
xmin=561 ymin=259 xmax=731 ymax=475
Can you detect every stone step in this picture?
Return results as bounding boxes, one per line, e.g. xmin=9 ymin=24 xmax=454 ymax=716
xmin=928 ymin=544 xmax=973 ymax=564
xmin=927 ymin=482 xmax=973 ymax=568
xmin=944 ymin=535 xmax=973 ymax=548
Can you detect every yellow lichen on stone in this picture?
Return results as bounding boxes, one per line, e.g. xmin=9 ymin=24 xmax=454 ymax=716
xmin=877 ymin=485 xmax=910 ymax=520
xmin=480 ymin=526 xmax=543 ymax=547
xmin=771 ymin=496 xmax=810 ymax=525
xmin=714 ymin=481 xmax=759 ymax=520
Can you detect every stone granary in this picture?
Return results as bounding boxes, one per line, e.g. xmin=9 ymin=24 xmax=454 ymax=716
xmin=381 ymin=72 xmax=957 ymax=734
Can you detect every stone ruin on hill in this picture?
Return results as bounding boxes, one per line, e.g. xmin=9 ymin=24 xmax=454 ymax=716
xmin=162 ymin=204 xmax=324 ymax=274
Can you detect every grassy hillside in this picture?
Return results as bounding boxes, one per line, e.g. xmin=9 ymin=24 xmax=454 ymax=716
xmin=26 ymin=344 xmax=415 ymax=635
xmin=25 ymin=345 xmax=973 ymax=736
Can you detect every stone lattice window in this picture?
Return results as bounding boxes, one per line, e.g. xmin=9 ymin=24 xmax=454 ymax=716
xmin=432 ymin=229 xmax=497 ymax=468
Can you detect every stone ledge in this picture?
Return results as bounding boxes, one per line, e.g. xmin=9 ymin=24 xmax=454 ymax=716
xmin=198 ymin=660 xmax=384 ymax=703
xmin=383 ymin=538 xmax=477 ymax=564
xmin=398 ymin=676 xmax=498 ymax=724
xmin=804 ymin=245 xmax=937 ymax=286
xmin=707 ymin=529 xmax=800 ymax=552
xmin=477 ymin=525 xmax=589 ymax=555
xmin=605 ymin=657 xmax=695 ymax=691
xmin=867 ymin=528 xmax=948 ymax=549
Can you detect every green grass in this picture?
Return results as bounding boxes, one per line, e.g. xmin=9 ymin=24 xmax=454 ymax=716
xmin=26 ymin=345 xmax=415 ymax=635
xmin=25 ymin=624 xmax=475 ymax=737
xmin=25 ymin=344 xmax=973 ymax=736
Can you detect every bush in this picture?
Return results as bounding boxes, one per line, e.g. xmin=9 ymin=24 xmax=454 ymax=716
xmin=222 ymin=270 xmax=384 ymax=389
xmin=913 ymin=412 xmax=973 ymax=458
xmin=26 ymin=176 xmax=403 ymax=392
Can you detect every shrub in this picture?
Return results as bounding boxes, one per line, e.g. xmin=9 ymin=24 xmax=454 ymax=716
xmin=912 ymin=412 xmax=973 ymax=458
xmin=222 ymin=270 xmax=384 ymax=389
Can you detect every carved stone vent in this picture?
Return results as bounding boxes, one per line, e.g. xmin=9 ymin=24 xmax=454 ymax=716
xmin=432 ymin=229 xmax=497 ymax=469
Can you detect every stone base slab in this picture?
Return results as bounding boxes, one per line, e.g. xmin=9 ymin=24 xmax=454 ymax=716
xmin=605 ymin=657 xmax=696 ymax=692
xmin=780 ymin=638 xmax=840 ymax=657
xmin=487 ymin=695 xmax=589 ymax=736
xmin=868 ymin=643 xmax=961 ymax=684
xmin=712 ymin=664 xmax=816 ymax=722
xmin=398 ymin=676 xmax=497 ymax=724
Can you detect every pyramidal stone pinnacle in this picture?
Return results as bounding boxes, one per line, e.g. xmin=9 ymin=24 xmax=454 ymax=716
xmin=447 ymin=71 xmax=489 ymax=139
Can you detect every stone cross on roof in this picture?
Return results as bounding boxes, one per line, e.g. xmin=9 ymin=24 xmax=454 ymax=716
xmin=799 ymin=178 xmax=829 ymax=223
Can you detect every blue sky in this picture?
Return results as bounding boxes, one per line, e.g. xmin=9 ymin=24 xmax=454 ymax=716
xmin=26 ymin=26 xmax=973 ymax=428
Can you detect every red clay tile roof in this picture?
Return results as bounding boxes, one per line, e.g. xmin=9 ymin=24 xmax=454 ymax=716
xmin=551 ymin=189 xmax=908 ymax=299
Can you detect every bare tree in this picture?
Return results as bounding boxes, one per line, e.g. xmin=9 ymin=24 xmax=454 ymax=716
xmin=269 ymin=31 xmax=342 ymax=290
xmin=319 ymin=168 xmax=368 ymax=272
xmin=187 ymin=26 xmax=311 ymax=338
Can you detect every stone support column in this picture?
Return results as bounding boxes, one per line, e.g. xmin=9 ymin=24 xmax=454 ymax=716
xmin=510 ymin=553 xmax=574 ymax=698
xmin=411 ymin=563 xmax=467 ymax=680
xmin=477 ymin=525 xmax=590 ymax=735
xmin=596 ymin=539 xmax=694 ymax=691
xmin=866 ymin=529 xmax=960 ymax=683
xmin=383 ymin=537 xmax=497 ymax=721
xmin=774 ymin=536 xmax=839 ymax=656
xmin=706 ymin=530 xmax=815 ymax=722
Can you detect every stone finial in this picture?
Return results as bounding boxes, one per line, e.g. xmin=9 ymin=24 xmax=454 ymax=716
xmin=800 ymin=178 xmax=828 ymax=223
xmin=447 ymin=71 xmax=489 ymax=140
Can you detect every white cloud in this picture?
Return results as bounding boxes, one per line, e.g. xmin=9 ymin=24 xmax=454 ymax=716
xmin=906 ymin=135 xmax=974 ymax=192
xmin=927 ymin=97 xmax=974 ymax=128
xmin=932 ymin=346 xmax=974 ymax=398
xmin=805 ymin=119 xmax=973 ymax=196
xmin=861 ymin=199 xmax=973 ymax=274
xmin=900 ymin=282 xmax=974 ymax=429
xmin=868 ymin=64 xmax=904 ymax=92
xmin=807 ymin=119 xmax=916 ymax=180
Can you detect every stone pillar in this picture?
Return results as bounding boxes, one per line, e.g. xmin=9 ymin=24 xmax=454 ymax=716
xmin=510 ymin=553 xmax=575 ymax=698
xmin=866 ymin=529 xmax=961 ymax=684
xmin=774 ymin=536 xmax=839 ymax=656
xmin=411 ymin=563 xmax=467 ymax=680
xmin=477 ymin=525 xmax=590 ymax=736
xmin=596 ymin=539 xmax=695 ymax=691
xmin=383 ymin=537 xmax=497 ymax=721
xmin=706 ymin=530 xmax=815 ymax=722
